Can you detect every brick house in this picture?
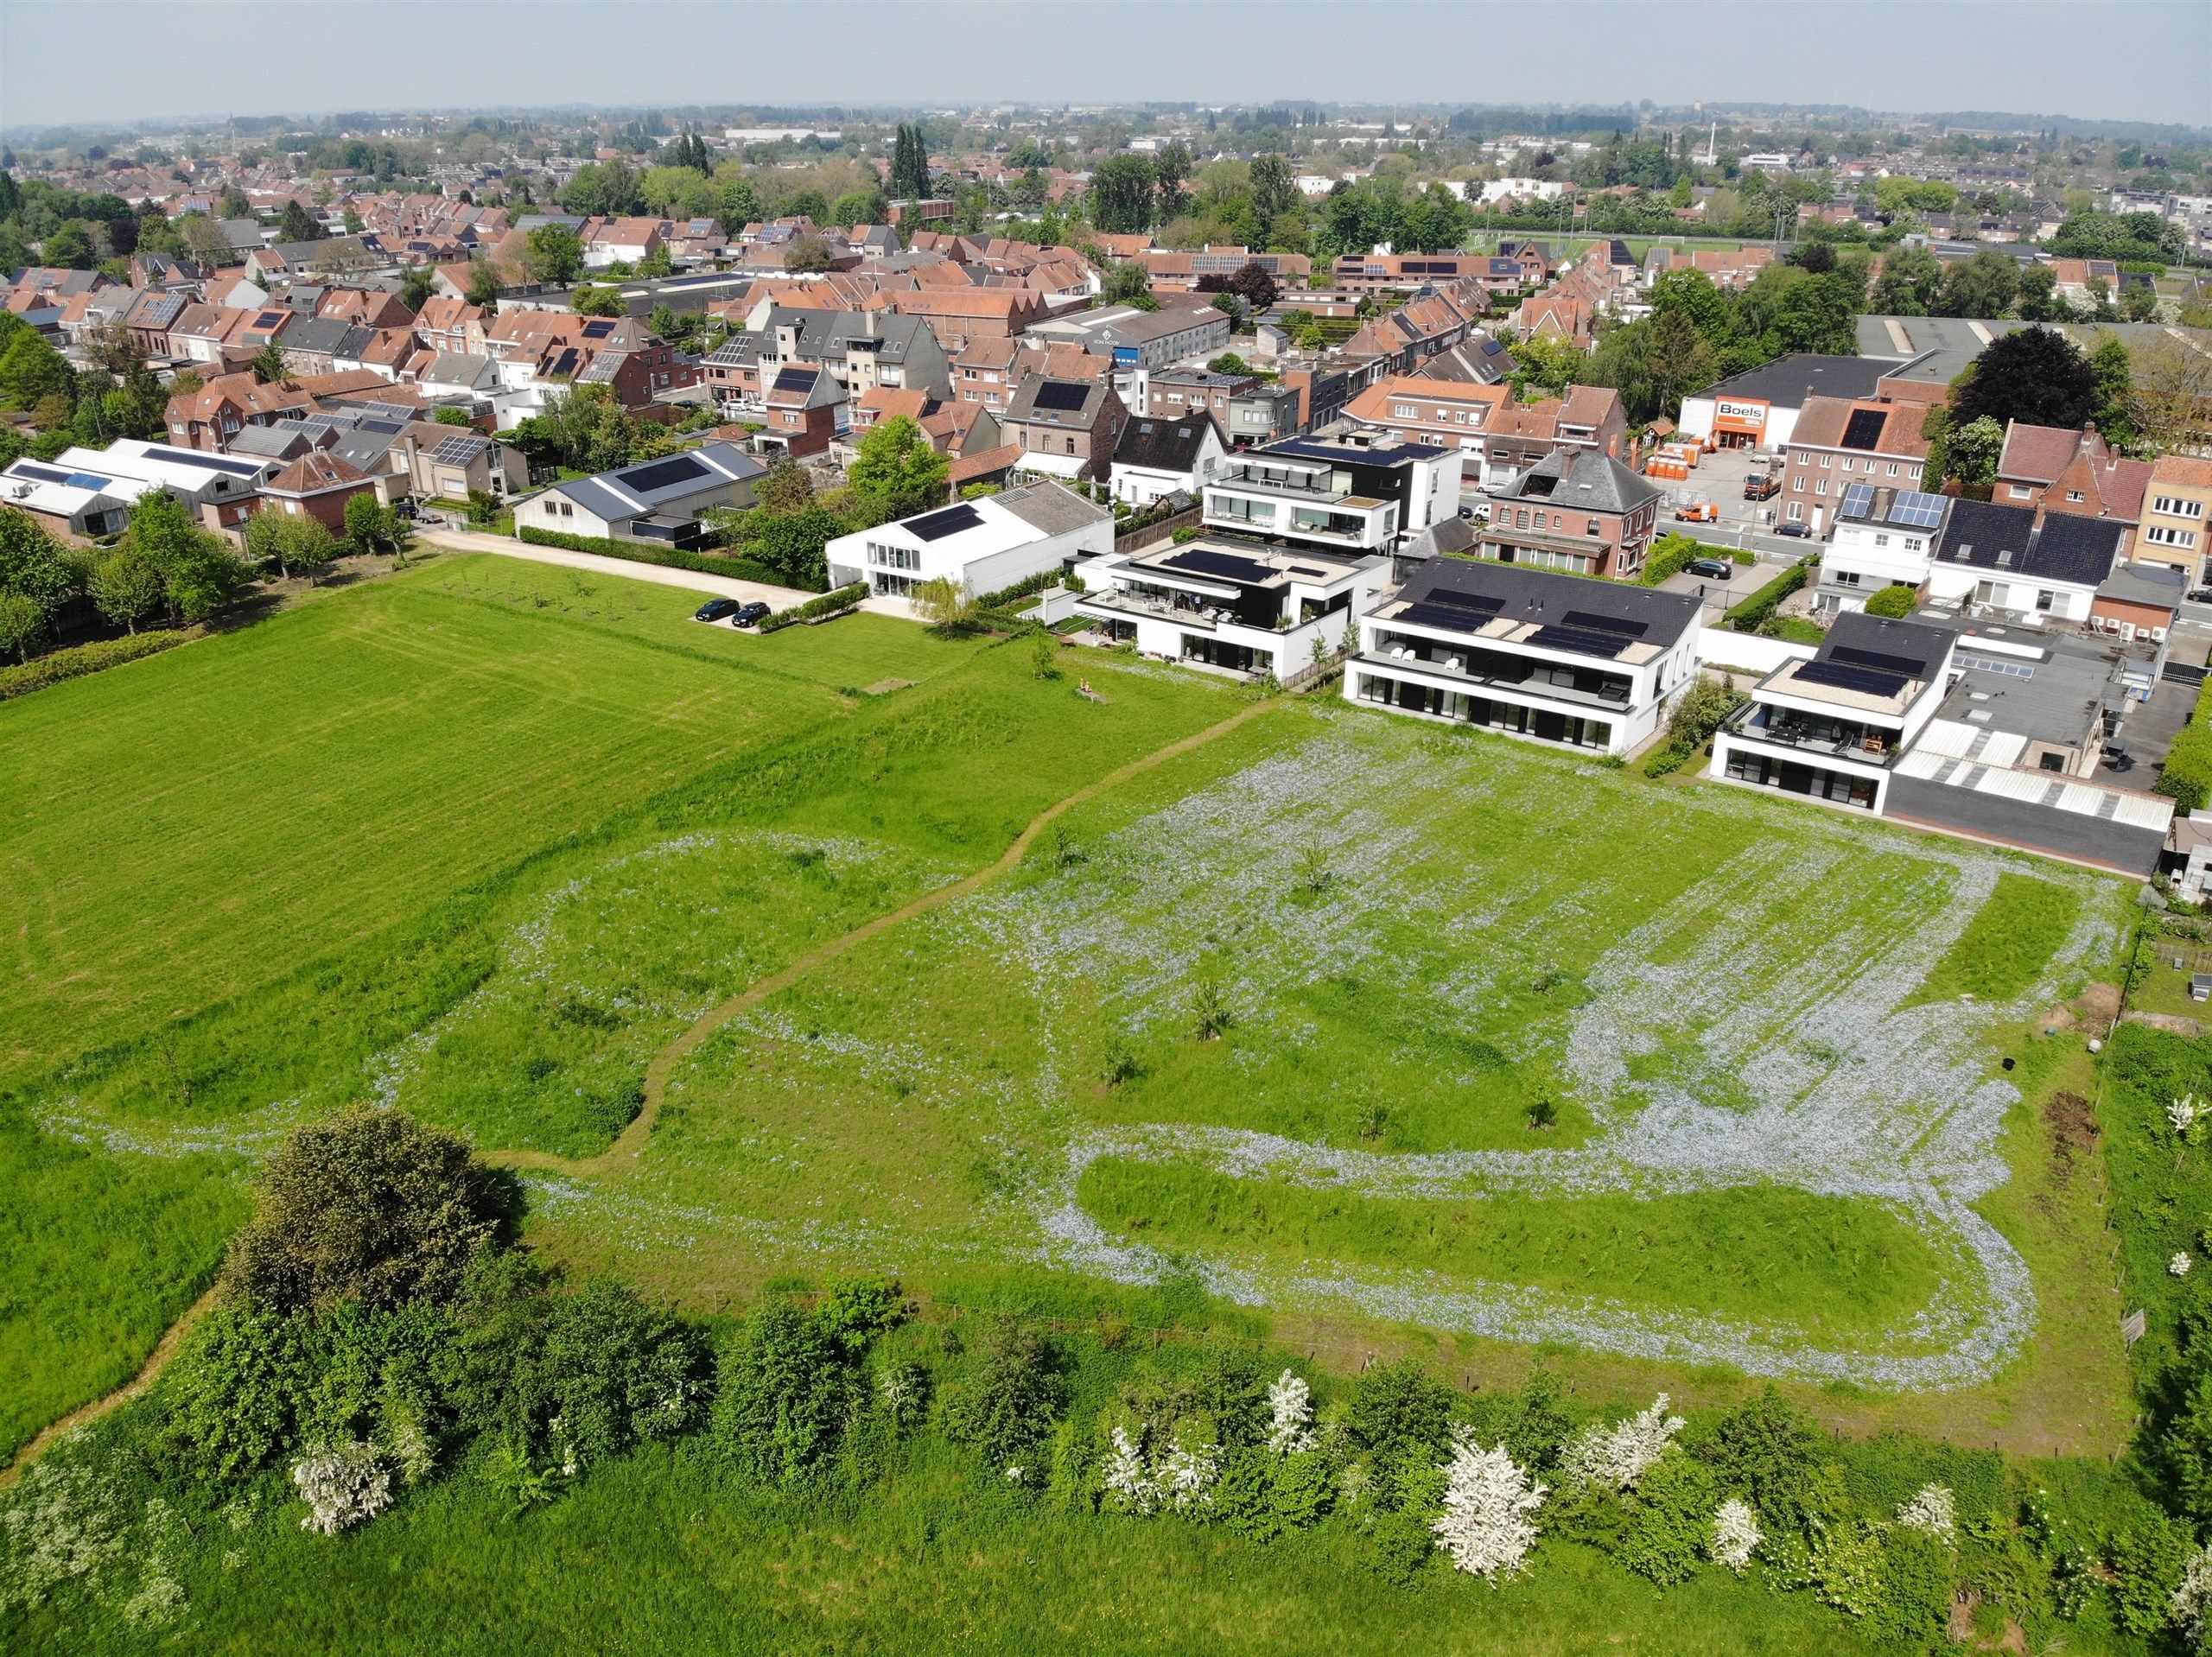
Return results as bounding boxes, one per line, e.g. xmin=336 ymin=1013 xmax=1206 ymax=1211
xmin=1477 ymin=448 xmax=1662 ymax=579
xmin=1001 ymin=373 xmax=1127 ymax=486
xmin=258 ymin=451 xmax=378 ymax=532
xmin=2139 ymin=454 xmax=2212 ymax=581
xmin=759 ymin=363 xmax=847 ymax=457
xmin=1995 ymin=421 xmax=2152 ymax=553
xmin=1778 ymin=397 xmax=1936 ymax=536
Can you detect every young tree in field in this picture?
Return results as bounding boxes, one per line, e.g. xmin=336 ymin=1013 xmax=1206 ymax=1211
xmin=245 ymin=510 xmax=338 ymax=581
xmin=0 ymin=588 xmax=41 ymax=662
xmin=120 ymin=488 xmax=249 ymax=623
xmin=1432 ymin=1433 xmax=1547 ymax=1583
xmin=223 ymin=1107 xmax=515 ymax=1315
xmin=913 ymin=575 xmax=976 ymax=630
xmin=848 ymin=415 xmax=950 ymax=521
xmin=88 ymin=545 xmax=166 ymax=632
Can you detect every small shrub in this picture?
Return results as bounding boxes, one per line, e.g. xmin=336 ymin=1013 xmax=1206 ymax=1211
xmin=711 ymin=1300 xmax=856 ymax=1486
xmin=1862 ymin=582 xmax=1917 ymax=619
xmin=944 ymin=1323 xmax=1066 ymax=1480
xmin=1030 ymin=630 xmax=1060 ymax=679
xmin=755 ymin=583 xmax=868 ymax=634
xmin=1190 ymin=975 xmax=1236 ymax=1041
xmin=291 ymin=1441 xmax=392 ymax=1535
xmin=1615 ymin=1447 xmax=1718 ymax=1585
xmin=1525 ymin=1090 xmax=1559 ymax=1132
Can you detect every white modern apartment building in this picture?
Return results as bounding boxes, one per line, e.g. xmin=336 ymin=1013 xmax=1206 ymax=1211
xmin=824 ymin=480 xmax=1113 ymax=600
xmin=1344 ymin=556 xmax=1701 ymax=757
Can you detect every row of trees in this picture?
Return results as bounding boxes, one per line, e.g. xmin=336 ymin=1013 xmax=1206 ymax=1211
xmin=11 ymin=1100 xmax=2211 ymax=1651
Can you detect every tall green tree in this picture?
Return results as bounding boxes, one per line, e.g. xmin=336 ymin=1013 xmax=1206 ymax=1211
xmin=88 ymin=545 xmax=165 ymax=632
xmin=1950 ymin=326 xmax=2098 ymax=431
xmin=1088 ymin=156 xmax=1157 ymax=235
xmin=2090 ymin=333 xmax=2142 ymax=448
xmin=849 ymin=416 xmax=950 ymax=521
xmin=120 ymin=488 xmax=250 ymax=623
xmin=277 ymin=200 xmax=325 ymax=243
xmin=522 ymin=224 xmax=585 ymax=285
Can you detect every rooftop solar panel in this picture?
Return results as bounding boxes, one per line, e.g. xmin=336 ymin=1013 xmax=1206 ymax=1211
xmin=1418 ymin=587 xmax=1504 ymax=614
xmin=581 ymin=319 xmax=616 ymax=338
xmin=1888 ymin=490 xmax=1947 ymax=529
xmin=149 ymin=448 xmax=264 ymax=476
xmin=1795 ymin=658 xmax=1909 ymax=698
xmin=907 ymin=502 xmax=984 ymax=542
xmin=1559 ymin=609 xmax=1647 ymax=638
xmin=1525 ymin=625 xmax=1631 ymax=658
xmin=432 ymin=435 xmax=488 ymax=464
xmin=1398 ymin=600 xmax=1495 ymax=634
xmin=1828 ymin=644 xmax=1927 ymax=676
xmin=1840 ymin=408 xmax=1888 ymax=451
xmin=1839 ymin=482 xmax=1876 ymax=519
xmin=1161 ymin=547 xmax=1272 ymax=583
xmin=770 ymin=366 xmax=816 ymax=394
xmin=1030 ymin=380 xmax=1090 ymax=413
xmin=615 ymin=454 xmax=710 ymax=494
xmin=12 ymin=462 xmax=78 ymax=485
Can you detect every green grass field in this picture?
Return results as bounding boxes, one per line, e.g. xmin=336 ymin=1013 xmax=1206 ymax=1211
xmin=0 ymin=549 xmax=2165 ymax=1654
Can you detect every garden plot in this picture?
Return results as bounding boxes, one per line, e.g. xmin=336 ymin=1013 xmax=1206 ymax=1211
xmin=665 ymin=712 xmax=2124 ymax=1390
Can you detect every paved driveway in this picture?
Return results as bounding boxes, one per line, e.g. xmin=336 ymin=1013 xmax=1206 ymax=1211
xmin=420 ymin=529 xmax=813 ymax=612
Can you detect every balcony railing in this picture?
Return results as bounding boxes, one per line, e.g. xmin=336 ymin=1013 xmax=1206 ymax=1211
xmin=1724 ymin=705 xmax=1899 ymax=764
xmin=1358 ymin=645 xmax=1630 ymax=710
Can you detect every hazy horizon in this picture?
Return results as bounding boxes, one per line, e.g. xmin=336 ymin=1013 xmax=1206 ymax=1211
xmin=2 ymin=0 xmax=2206 ymax=135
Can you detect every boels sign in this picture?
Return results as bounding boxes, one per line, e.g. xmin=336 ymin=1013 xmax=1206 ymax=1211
xmin=1713 ymin=397 xmax=1769 ymax=434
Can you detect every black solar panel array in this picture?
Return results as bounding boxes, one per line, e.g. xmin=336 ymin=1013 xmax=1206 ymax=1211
xmin=617 ymin=454 xmax=710 ymax=494
xmin=1796 ymin=658 xmax=1909 ymax=698
xmin=1829 ymin=644 xmax=1926 ymax=677
xmin=1030 ymin=380 xmax=1090 ymax=414
xmin=771 ymin=366 xmax=816 ymax=394
xmin=907 ymin=503 xmax=984 ymax=542
xmin=1840 ymin=408 xmax=1888 ymax=451
xmin=1559 ymin=609 xmax=1646 ymax=638
xmin=1162 ymin=547 xmax=1270 ymax=582
xmin=1399 ymin=600 xmax=1495 ymax=634
xmin=1525 ymin=625 xmax=1631 ymax=658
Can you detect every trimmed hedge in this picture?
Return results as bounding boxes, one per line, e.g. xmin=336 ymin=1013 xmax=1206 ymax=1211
xmin=1723 ymin=557 xmax=1812 ymax=633
xmin=1638 ymin=534 xmax=1756 ymax=587
xmin=755 ymin=583 xmax=868 ymax=634
xmin=0 ymin=629 xmax=195 ymax=702
xmin=515 ymin=525 xmax=816 ymax=592
xmin=2156 ymin=679 xmax=2212 ymax=811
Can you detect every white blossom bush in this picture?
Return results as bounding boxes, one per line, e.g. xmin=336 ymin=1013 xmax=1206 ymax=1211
xmin=1559 ymin=1394 xmax=1686 ymax=1492
xmin=1159 ymin=1440 xmax=1222 ymax=1513
xmin=1710 ymin=1498 xmax=1761 ymax=1574
xmin=1101 ymin=1426 xmax=1163 ymax=1515
xmin=0 ymin=1457 xmax=128 ymax=1613
xmin=292 ymin=1441 xmax=393 ymax=1536
xmin=1893 ymin=1482 xmax=1957 ymax=1546
xmin=2173 ymin=1542 xmax=2212 ymax=1637
xmin=2172 ymin=1095 xmax=2201 ymax=1139
xmin=2176 ymin=1253 xmax=2196 ymax=1279
xmin=1267 ymin=1370 xmax=1317 ymax=1456
xmin=1431 ymin=1432 xmax=1547 ymax=1584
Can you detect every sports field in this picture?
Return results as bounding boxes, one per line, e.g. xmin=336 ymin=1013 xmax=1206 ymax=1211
xmin=0 ymin=551 xmax=2139 ymax=1472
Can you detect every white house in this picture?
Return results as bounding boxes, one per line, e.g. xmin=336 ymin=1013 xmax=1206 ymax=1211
xmin=1813 ymin=483 xmax=1950 ymax=615
xmin=824 ymin=480 xmax=1113 ymax=600
xmin=1075 ymin=536 xmax=1384 ymax=683
xmin=1711 ymin=611 xmax=1957 ymax=813
xmin=1922 ymin=498 xmax=2124 ymax=627
xmin=0 ymin=458 xmax=132 ymax=538
xmin=57 ymin=438 xmax=273 ymax=515
xmin=1202 ymin=430 xmax=1462 ymax=555
xmin=519 ymin=441 xmax=766 ymax=546
xmin=1345 ymin=556 xmax=1701 ymax=757
xmin=1110 ymin=413 xmax=1228 ymax=507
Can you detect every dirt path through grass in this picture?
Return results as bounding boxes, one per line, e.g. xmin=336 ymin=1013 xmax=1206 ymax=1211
xmin=491 ymin=695 xmax=1280 ymax=1179
xmin=0 ymin=1285 xmax=220 ymax=1491
xmin=0 ymin=695 xmax=1273 ymax=1489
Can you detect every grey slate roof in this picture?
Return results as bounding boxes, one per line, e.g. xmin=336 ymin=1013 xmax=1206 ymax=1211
xmin=995 ymin=479 xmax=1112 ymax=536
xmin=1114 ymin=414 xmax=1219 ymax=474
xmin=1819 ymin=610 xmax=1955 ymax=678
xmin=1497 ymin=446 xmax=1661 ymax=515
xmin=1936 ymin=498 xmax=2124 ymax=588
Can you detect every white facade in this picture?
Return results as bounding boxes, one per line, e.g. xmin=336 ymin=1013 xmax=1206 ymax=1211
xmin=1074 ymin=540 xmax=1383 ymax=684
xmin=823 ymin=483 xmax=1114 ymax=600
xmin=1711 ymin=617 xmax=1957 ymax=815
xmin=1923 ymin=561 xmax=2095 ymax=625
xmin=1111 ymin=425 xmax=1228 ymax=508
xmin=56 ymin=439 xmax=270 ymax=513
xmin=1815 ymin=519 xmax=1936 ymax=613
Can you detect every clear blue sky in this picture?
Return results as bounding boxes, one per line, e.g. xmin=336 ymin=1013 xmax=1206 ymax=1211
xmin=2 ymin=1 xmax=2206 ymax=131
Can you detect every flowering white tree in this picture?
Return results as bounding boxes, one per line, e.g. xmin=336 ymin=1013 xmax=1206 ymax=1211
xmin=2171 ymin=1095 xmax=2201 ymax=1139
xmin=2177 ymin=1253 xmax=2196 ymax=1279
xmin=1159 ymin=1440 xmax=1222 ymax=1513
xmin=1893 ymin=1482 xmax=1956 ymax=1546
xmin=2173 ymin=1542 xmax=2212 ymax=1637
xmin=1431 ymin=1431 xmax=1547 ymax=1584
xmin=1710 ymin=1498 xmax=1761 ymax=1574
xmin=1267 ymin=1369 xmax=1317 ymax=1456
xmin=1101 ymin=1425 xmax=1160 ymax=1515
xmin=1559 ymin=1394 xmax=1686 ymax=1493
xmin=291 ymin=1442 xmax=392 ymax=1536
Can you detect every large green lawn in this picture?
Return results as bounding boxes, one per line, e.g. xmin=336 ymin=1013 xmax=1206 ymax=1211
xmin=0 ymin=554 xmax=1243 ymax=1460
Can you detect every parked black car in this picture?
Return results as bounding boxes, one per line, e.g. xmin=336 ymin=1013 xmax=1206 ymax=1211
xmin=1685 ymin=557 xmax=1734 ymax=581
xmin=1774 ymin=521 xmax=1813 ymax=539
xmin=694 ymin=597 xmax=741 ymax=623
xmin=733 ymin=600 xmax=771 ymax=628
